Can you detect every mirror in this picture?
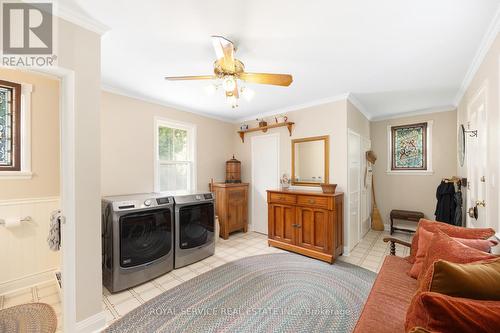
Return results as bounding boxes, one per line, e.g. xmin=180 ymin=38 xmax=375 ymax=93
xmin=292 ymin=136 xmax=329 ymax=186
xmin=458 ymin=124 xmax=465 ymax=167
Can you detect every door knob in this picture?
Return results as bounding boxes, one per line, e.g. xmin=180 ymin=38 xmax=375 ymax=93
xmin=468 ymin=207 xmax=478 ymax=220
xmin=476 ymin=200 xmax=486 ymax=208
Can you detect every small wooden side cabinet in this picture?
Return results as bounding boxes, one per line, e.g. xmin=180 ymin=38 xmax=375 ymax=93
xmin=267 ymin=189 xmax=344 ymax=264
xmin=210 ymin=182 xmax=249 ymax=239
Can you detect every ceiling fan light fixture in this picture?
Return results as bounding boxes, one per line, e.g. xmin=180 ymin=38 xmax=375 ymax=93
xmin=226 ymin=95 xmax=238 ymax=108
xmin=222 ymin=75 xmax=236 ymax=92
xmin=164 ymin=36 xmax=293 ymax=110
xmin=241 ymin=87 xmax=255 ymax=101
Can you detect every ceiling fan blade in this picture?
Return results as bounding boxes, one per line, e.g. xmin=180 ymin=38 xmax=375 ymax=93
xmin=239 ymin=73 xmax=293 ymax=86
xmin=165 ymin=75 xmax=215 ymax=81
xmin=211 ymin=35 xmax=235 ymax=72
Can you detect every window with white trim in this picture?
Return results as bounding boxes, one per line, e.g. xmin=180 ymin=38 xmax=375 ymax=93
xmin=0 ymin=80 xmax=21 ymax=171
xmin=0 ymin=80 xmax=32 ymax=179
xmin=155 ymin=119 xmax=196 ymax=192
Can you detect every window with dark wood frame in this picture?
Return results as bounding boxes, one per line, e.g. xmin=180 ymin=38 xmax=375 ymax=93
xmin=0 ymin=80 xmax=21 ymax=171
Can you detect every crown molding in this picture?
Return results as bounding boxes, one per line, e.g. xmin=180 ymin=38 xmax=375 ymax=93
xmin=102 ymin=87 xmax=359 ymax=124
xmin=346 ymin=93 xmax=372 ymax=120
xmin=101 ymin=84 xmax=234 ymax=124
xmin=101 ymin=86 xmax=456 ymax=125
xmin=56 ymin=1 xmax=110 ymax=35
xmin=235 ymin=93 xmax=350 ymax=123
xmin=370 ymin=105 xmax=456 ymax=122
xmin=454 ymin=5 xmax=500 ymax=106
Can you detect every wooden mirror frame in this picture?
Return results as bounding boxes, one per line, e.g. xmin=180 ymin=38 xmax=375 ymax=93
xmin=291 ymin=135 xmax=329 ymax=186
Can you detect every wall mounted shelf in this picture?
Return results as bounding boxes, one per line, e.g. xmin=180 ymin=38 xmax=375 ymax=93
xmin=237 ymin=122 xmax=294 ymax=143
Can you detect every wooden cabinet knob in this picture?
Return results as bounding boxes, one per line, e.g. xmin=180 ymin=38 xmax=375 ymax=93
xmin=308 ymin=199 xmax=315 ymax=204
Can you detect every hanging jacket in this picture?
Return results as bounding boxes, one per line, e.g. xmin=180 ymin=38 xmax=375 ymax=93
xmin=435 ymin=181 xmax=456 ymax=224
xmin=454 ymin=190 xmax=463 ymax=226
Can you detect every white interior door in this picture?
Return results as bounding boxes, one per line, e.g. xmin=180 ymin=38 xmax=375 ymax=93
xmin=251 ymin=134 xmax=279 ymax=234
xmin=348 ymin=131 xmax=361 ymax=251
xmin=360 ymin=137 xmax=372 ymax=238
xmin=467 ymin=85 xmax=488 ymax=228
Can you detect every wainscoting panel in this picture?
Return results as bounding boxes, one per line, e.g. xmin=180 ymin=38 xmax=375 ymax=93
xmin=0 ymin=197 xmax=61 ymax=292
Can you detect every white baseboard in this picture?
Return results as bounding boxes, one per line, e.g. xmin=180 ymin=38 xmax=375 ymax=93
xmin=0 ymin=268 xmax=59 ymax=295
xmin=75 ymin=311 xmax=106 ymax=333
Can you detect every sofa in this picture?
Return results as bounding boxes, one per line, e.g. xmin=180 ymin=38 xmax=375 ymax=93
xmin=353 ymin=220 xmax=499 ymax=333
xmin=353 ymin=239 xmax=416 ymax=333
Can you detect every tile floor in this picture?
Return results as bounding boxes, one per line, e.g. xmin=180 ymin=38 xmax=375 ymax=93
xmin=338 ymin=229 xmax=413 ymax=272
xmin=0 ymin=280 xmax=63 ymax=332
xmin=0 ymin=229 xmax=412 ymax=331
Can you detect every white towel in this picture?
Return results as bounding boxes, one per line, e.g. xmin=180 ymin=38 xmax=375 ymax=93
xmin=47 ymin=210 xmax=61 ymax=251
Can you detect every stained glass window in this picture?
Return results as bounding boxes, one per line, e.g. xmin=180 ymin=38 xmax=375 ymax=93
xmin=0 ymin=80 xmax=21 ymax=171
xmin=391 ymin=122 xmax=428 ymax=171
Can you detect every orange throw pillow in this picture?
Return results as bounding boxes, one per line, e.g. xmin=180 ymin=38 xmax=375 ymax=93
xmin=408 ymin=219 xmax=495 ymax=264
xmin=408 ymin=228 xmax=497 ymax=278
xmin=417 ymin=231 xmax=496 ymax=283
xmin=405 ymin=292 xmax=500 ymax=333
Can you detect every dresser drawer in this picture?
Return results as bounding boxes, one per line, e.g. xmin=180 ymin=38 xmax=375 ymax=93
xmin=297 ymin=195 xmax=330 ymax=209
xmin=269 ymin=193 xmax=296 ymax=205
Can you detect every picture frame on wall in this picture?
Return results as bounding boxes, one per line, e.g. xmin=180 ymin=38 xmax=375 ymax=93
xmin=390 ymin=122 xmax=428 ymax=171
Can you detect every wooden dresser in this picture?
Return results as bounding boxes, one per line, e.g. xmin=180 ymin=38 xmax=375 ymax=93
xmin=210 ymin=182 xmax=249 ymax=239
xmin=267 ymin=189 xmax=344 ymax=263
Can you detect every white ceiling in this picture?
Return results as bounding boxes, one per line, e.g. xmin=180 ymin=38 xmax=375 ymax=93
xmin=71 ymin=0 xmax=500 ymax=122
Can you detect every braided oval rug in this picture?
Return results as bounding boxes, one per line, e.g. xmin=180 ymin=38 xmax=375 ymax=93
xmin=105 ymin=253 xmax=375 ymax=333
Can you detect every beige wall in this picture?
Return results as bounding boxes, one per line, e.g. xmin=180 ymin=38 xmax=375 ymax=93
xmin=233 ymin=100 xmax=348 ymax=227
xmin=347 ymin=100 xmax=370 ymax=139
xmin=0 ymin=69 xmax=60 ymax=200
xmin=101 ymin=91 xmax=235 ymax=196
xmin=370 ymin=110 xmax=458 ymax=223
xmin=457 ymin=34 xmax=500 ymax=234
xmin=57 ymin=17 xmax=103 ymax=323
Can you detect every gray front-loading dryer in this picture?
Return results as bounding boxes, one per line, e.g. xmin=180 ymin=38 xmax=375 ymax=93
xmin=173 ymin=192 xmax=215 ymax=268
xmin=101 ymin=193 xmax=174 ymax=292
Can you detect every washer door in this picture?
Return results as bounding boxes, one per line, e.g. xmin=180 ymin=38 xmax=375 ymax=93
xmin=119 ymin=208 xmax=172 ymax=268
xmin=178 ymin=203 xmax=214 ymax=249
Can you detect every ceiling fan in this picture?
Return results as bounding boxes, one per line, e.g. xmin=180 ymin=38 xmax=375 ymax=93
xmin=165 ymin=36 xmax=293 ymax=108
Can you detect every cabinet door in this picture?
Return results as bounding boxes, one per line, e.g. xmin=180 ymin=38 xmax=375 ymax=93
xmin=268 ymin=204 xmax=295 ymax=244
xmin=296 ymin=207 xmax=330 ymax=253
xmin=227 ymin=188 xmax=247 ymax=231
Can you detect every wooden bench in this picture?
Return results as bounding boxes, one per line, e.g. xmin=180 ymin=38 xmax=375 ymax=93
xmin=389 ymin=210 xmax=424 ymax=235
